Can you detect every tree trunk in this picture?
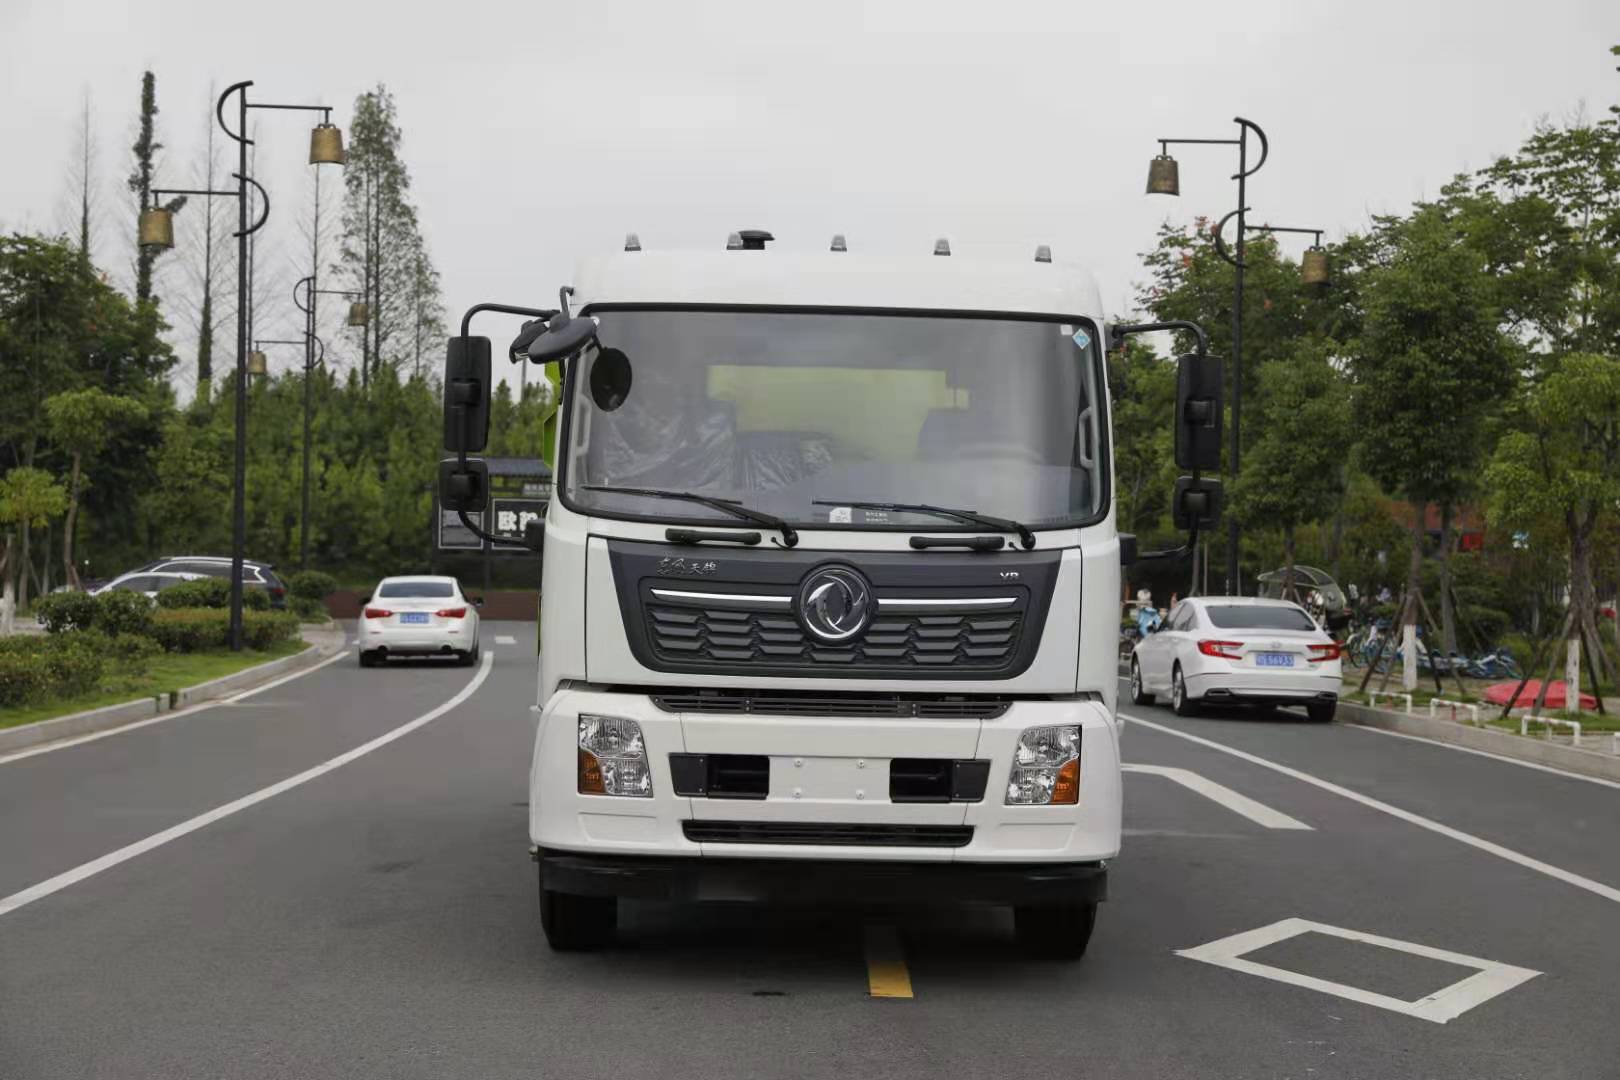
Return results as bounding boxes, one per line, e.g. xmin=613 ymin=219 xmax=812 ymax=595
xmin=1404 ymin=501 xmax=1426 ymax=691
xmin=1282 ymin=525 xmax=1297 ymax=603
xmin=0 ymin=533 xmax=13 ymax=636
xmin=18 ymin=518 xmax=30 ymax=614
xmin=62 ymin=452 xmax=83 ymax=590
xmin=1567 ymin=511 xmax=1608 ymax=684
xmin=1439 ymin=502 xmax=1458 ymax=655
xmin=1328 ymin=463 xmax=1347 ymax=584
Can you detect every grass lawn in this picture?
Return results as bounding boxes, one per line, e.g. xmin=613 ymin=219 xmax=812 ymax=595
xmin=0 ymin=638 xmax=309 ymax=731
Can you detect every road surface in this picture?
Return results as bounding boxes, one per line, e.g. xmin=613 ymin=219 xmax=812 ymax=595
xmin=2 ymin=623 xmax=1616 ymax=1078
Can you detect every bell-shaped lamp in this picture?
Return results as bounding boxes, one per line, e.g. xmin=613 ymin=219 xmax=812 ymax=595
xmin=138 ymin=208 xmax=175 ymax=250
xmin=1300 ymin=246 xmax=1330 ymax=285
xmin=247 ymin=351 xmax=269 ymax=377
xmin=1146 ymin=154 xmax=1180 ymax=196
xmin=347 ymin=302 xmax=369 ymax=327
xmin=309 ymin=123 xmax=345 ymax=166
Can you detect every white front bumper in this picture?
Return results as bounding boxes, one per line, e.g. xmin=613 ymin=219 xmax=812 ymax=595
xmin=529 ymin=690 xmax=1121 ymax=864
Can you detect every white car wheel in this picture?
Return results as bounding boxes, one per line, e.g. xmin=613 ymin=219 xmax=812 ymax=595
xmin=1171 ymin=665 xmax=1198 ymax=717
xmin=1129 ymin=658 xmax=1154 ymax=706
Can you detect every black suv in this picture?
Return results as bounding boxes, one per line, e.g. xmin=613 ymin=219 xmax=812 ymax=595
xmin=130 ymin=556 xmax=288 ymax=609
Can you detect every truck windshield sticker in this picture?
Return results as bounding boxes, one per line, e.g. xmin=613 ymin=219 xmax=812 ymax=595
xmin=1072 ymin=329 xmax=1091 ymax=350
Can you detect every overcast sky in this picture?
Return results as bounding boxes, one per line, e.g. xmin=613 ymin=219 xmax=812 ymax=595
xmin=3 ymin=0 xmax=1617 ymax=391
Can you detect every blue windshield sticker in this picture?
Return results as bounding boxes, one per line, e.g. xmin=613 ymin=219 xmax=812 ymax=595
xmin=1072 ymin=329 xmax=1091 ymax=350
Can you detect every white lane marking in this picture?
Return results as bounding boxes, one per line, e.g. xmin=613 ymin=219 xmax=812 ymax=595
xmin=226 ymin=646 xmax=350 ymax=703
xmin=1343 ymin=722 xmax=1620 ymax=792
xmin=1123 ymin=763 xmax=1312 ymax=830
xmin=0 ymin=646 xmax=350 ymax=767
xmin=1120 ymin=711 xmax=1620 ymax=905
xmin=0 ymin=650 xmax=494 ymax=920
xmin=1177 ymin=916 xmax=1540 ymax=1024
xmin=495 ymin=635 xmax=516 ymax=646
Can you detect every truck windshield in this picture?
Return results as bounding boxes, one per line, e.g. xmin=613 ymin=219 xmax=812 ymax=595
xmin=561 ymin=309 xmax=1106 ymax=531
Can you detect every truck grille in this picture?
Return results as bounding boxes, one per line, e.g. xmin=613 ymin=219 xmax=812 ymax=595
xmin=646 ymin=600 xmax=1022 ymax=670
xmin=650 ymin=689 xmax=1012 ymax=719
xmin=682 ymin=821 xmax=974 ymax=848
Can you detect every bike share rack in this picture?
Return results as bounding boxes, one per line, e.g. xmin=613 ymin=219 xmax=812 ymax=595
xmin=1367 ymin=691 xmax=1413 ymax=714
xmin=1520 ymin=713 xmax=1582 ymax=747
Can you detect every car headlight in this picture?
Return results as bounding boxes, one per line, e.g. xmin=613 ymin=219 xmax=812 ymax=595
xmin=1005 ymin=724 xmax=1080 ymax=805
xmin=578 ymin=715 xmax=653 ymax=797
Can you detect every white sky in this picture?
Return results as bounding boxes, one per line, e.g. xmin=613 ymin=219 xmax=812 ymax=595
xmin=3 ymin=0 xmax=1617 ymax=390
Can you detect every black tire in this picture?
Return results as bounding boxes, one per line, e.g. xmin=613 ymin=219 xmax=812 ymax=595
xmin=1306 ymin=700 xmax=1337 ymax=723
xmin=1171 ymin=665 xmax=1198 ymax=717
xmin=539 ymin=881 xmax=617 ymax=951
xmin=358 ymin=649 xmax=378 ymax=668
xmin=458 ymin=645 xmax=478 ymax=667
xmin=1129 ymin=658 xmax=1155 ymax=706
xmin=1013 ymin=902 xmax=1098 ymax=961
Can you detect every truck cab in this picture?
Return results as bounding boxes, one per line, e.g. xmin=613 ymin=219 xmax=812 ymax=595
xmin=441 ymin=233 xmax=1220 ymax=961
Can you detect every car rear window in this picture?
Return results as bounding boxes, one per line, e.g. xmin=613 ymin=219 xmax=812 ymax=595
xmin=378 ymin=581 xmax=455 ymax=598
xmin=1204 ymin=605 xmax=1317 ymax=631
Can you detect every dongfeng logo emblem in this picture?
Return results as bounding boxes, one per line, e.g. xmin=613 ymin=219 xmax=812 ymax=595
xmin=797 ymin=566 xmax=872 ymax=643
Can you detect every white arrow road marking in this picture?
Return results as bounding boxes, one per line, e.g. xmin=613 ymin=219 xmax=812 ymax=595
xmin=1121 ymin=710 xmax=1620 ymax=905
xmin=1178 ymin=916 xmax=1540 ymax=1024
xmin=0 ymin=650 xmax=496 ymax=920
xmin=1123 ymin=763 xmax=1312 ymax=830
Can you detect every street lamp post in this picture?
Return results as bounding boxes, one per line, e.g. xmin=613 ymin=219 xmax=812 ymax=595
xmin=1146 ymin=117 xmax=1268 ymax=595
xmin=291 ymin=279 xmax=365 ymax=568
xmin=142 ymin=89 xmax=343 ymax=647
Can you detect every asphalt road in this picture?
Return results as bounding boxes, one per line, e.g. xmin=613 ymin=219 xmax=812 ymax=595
xmin=3 ymin=625 xmax=1617 ymax=1079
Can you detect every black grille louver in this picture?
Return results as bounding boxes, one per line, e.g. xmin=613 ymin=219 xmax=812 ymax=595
xmin=651 ymin=689 xmax=1012 ymax=719
xmin=682 ymin=821 xmax=974 ymax=848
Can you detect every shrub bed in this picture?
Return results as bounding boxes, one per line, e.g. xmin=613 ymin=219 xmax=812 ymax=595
xmin=155 ymin=579 xmax=269 ymax=610
xmin=0 ymin=634 xmax=106 ymax=707
xmin=148 ymin=609 xmax=301 ymax=653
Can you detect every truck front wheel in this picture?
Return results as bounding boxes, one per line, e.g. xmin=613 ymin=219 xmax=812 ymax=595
xmin=539 ymin=878 xmax=617 ymax=951
xmin=1013 ymin=901 xmax=1097 ymax=961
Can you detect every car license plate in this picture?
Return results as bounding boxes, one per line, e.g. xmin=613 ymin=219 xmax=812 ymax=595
xmin=1256 ymin=652 xmax=1294 ymax=668
xmin=401 ymin=613 xmax=429 ymax=624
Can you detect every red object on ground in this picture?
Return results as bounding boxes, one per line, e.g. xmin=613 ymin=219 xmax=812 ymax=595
xmin=1483 ymin=680 xmax=1597 ymax=710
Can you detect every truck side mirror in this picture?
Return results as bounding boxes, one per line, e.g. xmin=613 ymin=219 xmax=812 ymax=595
xmin=444 ymin=336 xmax=493 ymax=453
xmin=1119 ymin=533 xmax=1138 ymax=567
xmin=524 ymin=518 xmax=546 ymax=554
xmin=1172 ymin=476 xmax=1224 ymax=530
xmin=439 ymin=457 xmax=489 ymax=513
xmin=1175 ymin=354 xmax=1224 ymax=472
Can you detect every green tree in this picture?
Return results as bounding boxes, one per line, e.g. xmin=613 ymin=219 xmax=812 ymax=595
xmin=43 ymin=387 xmax=148 ymax=588
xmin=1230 ymin=342 xmax=1352 ymax=597
xmin=1351 ymin=202 xmax=1515 ymax=684
xmin=0 ymin=466 xmax=68 ymax=619
xmin=338 ymin=85 xmax=441 ymax=390
xmin=126 ymin=71 xmax=185 ymax=308
xmin=1106 ymin=339 xmax=1177 ymax=543
xmin=1484 ymin=352 xmax=1620 ymax=683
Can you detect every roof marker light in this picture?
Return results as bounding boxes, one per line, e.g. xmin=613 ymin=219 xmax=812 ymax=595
xmin=830 ymin=234 xmax=847 ymax=252
xmin=934 ymin=238 xmax=951 ymax=256
xmin=726 ymin=232 xmax=744 ymax=250
xmin=1035 ymin=244 xmax=1052 ymax=263
xmin=624 ymin=233 xmax=641 ymax=252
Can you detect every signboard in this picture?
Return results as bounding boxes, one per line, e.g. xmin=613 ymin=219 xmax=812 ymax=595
xmin=438 ymin=507 xmax=484 ymax=550
xmin=490 ymin=498 xmax=547 ymax=549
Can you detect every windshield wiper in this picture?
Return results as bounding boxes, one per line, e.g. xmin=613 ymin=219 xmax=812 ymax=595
xmin=812 ymin=500 xmax=1035 ymax=550
xmin=584 ymin=486 xmax=799 ymax=548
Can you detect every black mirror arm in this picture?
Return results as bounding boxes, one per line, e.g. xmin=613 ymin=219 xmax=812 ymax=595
xmin=1134 ymin=522 xmax=1200 ymax=563
xmin=457 ymin=509 xmax=507 ymax=547
xmin=1109 ymin=320 xmax=1210 ymax=356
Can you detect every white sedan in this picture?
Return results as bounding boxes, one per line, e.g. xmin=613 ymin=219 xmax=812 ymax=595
xmin=1129 ymin=597 xmax=1342 ymax=722
xmin=358 ymin=576 xmax=482 ymax=667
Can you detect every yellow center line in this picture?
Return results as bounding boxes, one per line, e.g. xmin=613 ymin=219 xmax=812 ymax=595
xmin=864 ymin=923 xmax=914 ymax=999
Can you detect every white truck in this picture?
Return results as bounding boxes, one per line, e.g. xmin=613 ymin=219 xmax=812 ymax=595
xmin=440 ymin=230 xmax=1221 ymax=960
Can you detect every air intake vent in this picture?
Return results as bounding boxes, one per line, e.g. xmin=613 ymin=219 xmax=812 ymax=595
xmin=683 ymin=821 xmax=974 ymax=847
xmin=652 ymin=690 xmax=1011 ymax=719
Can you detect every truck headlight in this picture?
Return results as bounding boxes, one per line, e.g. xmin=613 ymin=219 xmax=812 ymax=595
xmin=578 ymin=715 xmax=653 ymax=797
xmin=1005 ymin=724 xmax=1080 ymax=805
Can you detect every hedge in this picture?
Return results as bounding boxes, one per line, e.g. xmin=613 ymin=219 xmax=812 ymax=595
xmin=148 ymin=609 xmax=301 ymax=653
xmin=155 ymin=579 xmax=269 ymax=610
xmin=0 ymin=634 xmax=105 ymax=707
xmin=34 ymin=590 xmax=100 ymax=634
xmin=287 ymin=570 xmax=337 ymax=602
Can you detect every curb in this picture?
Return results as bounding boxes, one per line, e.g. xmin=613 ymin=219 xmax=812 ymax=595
xmin=1336 ymin=700 xmax=1620 ymax=783
xmin=0 ymin=625 xmax=348 ymax=756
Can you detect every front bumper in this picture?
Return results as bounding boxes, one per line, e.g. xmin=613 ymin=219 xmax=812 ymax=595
xmin=530 ymin=690 xmax=1122 ymax=867
xmin=537 ymin=848 xmax=1107 ymax=906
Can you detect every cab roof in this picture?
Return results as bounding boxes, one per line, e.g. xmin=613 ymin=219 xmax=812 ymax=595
xmin=572 ymin=249 xmax=1104 ymax=321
